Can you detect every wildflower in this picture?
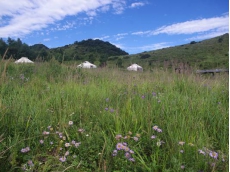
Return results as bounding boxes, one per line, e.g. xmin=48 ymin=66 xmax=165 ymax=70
xmin=71 ymin=140 xmax=76 ymax=145
xmin=68 ymin=121 xmax=73 ymax=125
xmin=59 ymin=156 xmax=66 ymax=162
xmin=42 ymin=131 xmax=50 ymax=135
xmin=133 ymin=137 xmax=139 ymax=141
xmin=122 ymin=142 xmax=127 ymax=146
xmin=209 ymin=151 xmax=218 ymax=159
xmin=198 ymin=149 xmax=206 ymax=155
xmin=115 ymin=134 xmax=122 ymax=140
xmin=141 ymin=95 xmax=145 ymax=99
xmin=116 ymin=143 xmax=123 ymax=150
xmin=180 ymin=150 xmax=184 ymax=153
xmin=65 ymin=143 xmax=70 ymax=147
xmin=105 ymin=107 xmax=109 ymax=111
xmin=152 ymin=92 xmax=156 ymax=96
xmin=75 ymin=142 xmax=81 ymax=148
xmin=65 ymin=151 xmax=70 ymax=156
xmin=129 ymin=150 xmax=134 ymax=154
xmin=181 ymin=165 xmax=185 ymax=169
xmin=39 ymin=140 xmax=44 ymax=144
xmin=128 ymin=131 xmax=132 ymax=135
xmin=123 ymin=136 xmax=128 ymax=139
xmin=110 ymin=108 xmax=114 ymax=113
xmin=178 ymin=141 xmax=185 ymax=146
xmin=21 ymin=147 xmax=30 ymax=153
xmin=50 ymin=141 xmax=53 ymax=145
xmin=124 ymin=146 xmax=130 ymax=152
xmin=112 ymin=150 xmax=117 ymax=156
xmin=151 ymin=135 xmax=156 ymax=139
xmin=78 ymin=128 xmax=84 ymax=133
xmin=152 ymin=125 xmax=158 ymax=131
xmin=125 ymin=152 xmax=131 ymax=159
xmin=157 ymin=128 xmax=162 ymax=132
xmin=129 ymin=158 xmax=135 ymax=162
xmin=27 ymin=160 xmax=34 ymax=167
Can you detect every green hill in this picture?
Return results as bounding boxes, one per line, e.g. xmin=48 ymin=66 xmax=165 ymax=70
xmin=108 ymin=33 xmax=229 ymax=69
xmin=0 ymin=34 xmax=228 ymax=69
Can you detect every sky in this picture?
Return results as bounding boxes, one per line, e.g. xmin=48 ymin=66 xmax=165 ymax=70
xmin=0 ymin=0 xmax=229 ymax=54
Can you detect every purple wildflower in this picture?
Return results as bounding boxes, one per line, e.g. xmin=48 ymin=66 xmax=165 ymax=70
xmin=157 ymin=128 xmax=162 ymax=132
xmin=112 ymin=150 xmax=117 ymax=156
xmin=105 ymin=107 xmax=109 ymax=111
xmin=151 ymin=135 xmax=156 ymax=139
xmin=27 ymin=160 xmax=34 ymax=167
xmin=75 ymin=142 xmax=81 ymax=148
xmin=59 ymin=156 xmax=66 ymax=162
xmin=64 ymin=151 xmax=70 ymax=156
xmin=116 ymin=143 xmax=123 ymax=150
xmin=21 ymin=147 xmax=30 ymax=153
xmin=129 ymin=158 xmax=135 ymax=162
xmin=39 ymin=140 xmax=44 ymax=144
xmin=152 ymin=92 xmax=156 ymax=96
xmin=198 ymin=149 xmax=206 ymax=155
xmin=129 ymin=150 xmax=134 ymax=154
xmin=209 ymin=151 xmax=218 ymax=159
xmin=125 ymin=152 xmax=131 ymax=159
xmin=115 ymin=134 xmax=122 ymax=140
xmin=152 ymin=125 xmax=158 ymax=131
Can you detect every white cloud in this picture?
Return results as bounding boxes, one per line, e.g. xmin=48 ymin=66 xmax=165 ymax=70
xmin=0 ymin=0 xmax=126 ymax=38
xmin=43 ymin=38 xmax=50 ymax=42
xmin=132 ymin=31 xmax=151 ymax=35
xmin=151 ymin=14 xmax=229 ymax=35
xmin=130 ymin=2 xmax=145 ymax=8
xmin=111 ymin=0 xmax=126 ymax=14
xmin=93 ymin=35 xmax=110 ymax=40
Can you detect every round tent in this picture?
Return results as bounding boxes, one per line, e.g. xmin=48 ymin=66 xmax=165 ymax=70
xmin=77 ymin=61 xmax=97 ymax=68
xmin=127 ymin=64 xmax=143 ymax=71
xmin=15 ymin=57 xmax=34 ymax=64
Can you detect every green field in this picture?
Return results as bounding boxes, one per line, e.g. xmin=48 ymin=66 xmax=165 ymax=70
xmin=0 ymin=60 xmax=228 ymax=171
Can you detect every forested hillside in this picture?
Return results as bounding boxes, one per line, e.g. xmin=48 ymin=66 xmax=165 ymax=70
xmin=0 ymin=38 xmax=128 ymax=66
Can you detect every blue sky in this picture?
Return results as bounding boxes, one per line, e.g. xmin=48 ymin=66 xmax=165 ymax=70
xmin=0 ymin=0 xmax=228 ymax=54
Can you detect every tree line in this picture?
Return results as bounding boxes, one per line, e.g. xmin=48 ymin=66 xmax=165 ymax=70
xmin=0 ymin=38 xmax=128 ymax=65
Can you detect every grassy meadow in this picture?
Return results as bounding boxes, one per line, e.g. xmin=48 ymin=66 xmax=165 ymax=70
xmin=0 ymin=60 xmax=228 ymax=172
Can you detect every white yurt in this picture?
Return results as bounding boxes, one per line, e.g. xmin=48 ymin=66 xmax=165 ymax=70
xmin=15 ymin=57 xmax=34 ymax=64
xmin=77 ymin=61 xmax=97 ymax=68
xmin=127 ymin=64 xmax=143 ymax=71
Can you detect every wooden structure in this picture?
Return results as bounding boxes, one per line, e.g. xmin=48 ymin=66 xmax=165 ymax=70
xmin=196 ymin=69 xmax=229 ymax=75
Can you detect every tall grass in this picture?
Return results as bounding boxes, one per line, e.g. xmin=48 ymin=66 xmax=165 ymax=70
xmin=0 ymin=61 xmax=228 ymax=171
